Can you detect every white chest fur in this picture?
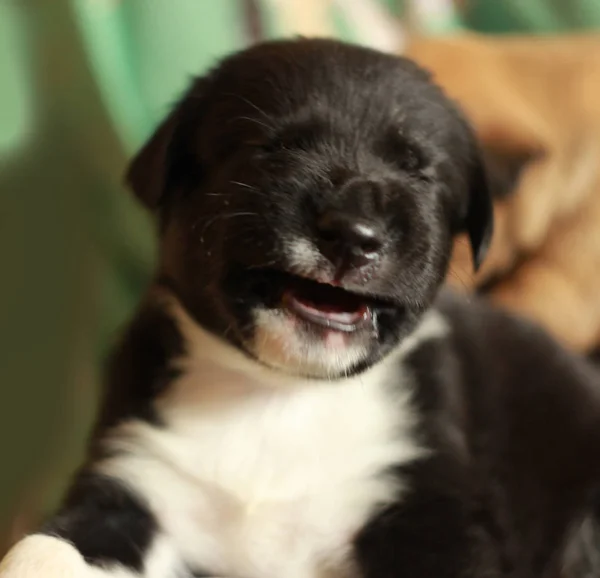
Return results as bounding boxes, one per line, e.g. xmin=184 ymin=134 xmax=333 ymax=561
xmin=98 ymin=307 xmax=445 ymax=578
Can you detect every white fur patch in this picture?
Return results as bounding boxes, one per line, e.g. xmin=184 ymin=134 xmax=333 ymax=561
xmin=0 ymin=535 xmax=87 ymax=578
xmin=92 ymin=299 xmax=448 ymax=578
xmin=285 ymin=238 xmax=321 ymax=276
xmin=0 ymin=534 xmax=186 ymax=578
xmin=397 ymin=308 xmax=449 ymax=357
xmin=252 ymin=307 xmax=370 ymax=377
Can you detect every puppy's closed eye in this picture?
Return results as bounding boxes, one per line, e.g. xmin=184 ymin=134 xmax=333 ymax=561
xmin=378 ymin=129 xmax=428 ymax=175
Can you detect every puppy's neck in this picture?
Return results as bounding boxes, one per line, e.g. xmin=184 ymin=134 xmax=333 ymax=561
xmin=156 ymin=290 xmax=448 ymax=407
xmin=166 ymin=290 xmax=382 ymax=401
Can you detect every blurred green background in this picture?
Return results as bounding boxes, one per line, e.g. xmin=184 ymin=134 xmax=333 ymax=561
xmin=1 ymin=0 xmax=599 ymax=551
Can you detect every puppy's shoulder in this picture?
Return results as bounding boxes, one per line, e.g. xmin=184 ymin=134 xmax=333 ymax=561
xmin=94 ymin=291 xmax=185 ymax=434
xmin=434 ymin=288 xmax=600 ymax=393
xmin=433 ymin=289 xmax=600 ymax=462
xmin=435 ymin=288 xmax=575 ymax=364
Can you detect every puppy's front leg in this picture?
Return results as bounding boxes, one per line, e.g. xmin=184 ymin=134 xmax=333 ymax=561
xmin=354 ymin=459 xmax=485 ymax=578
xmin=0 ymin=534 xmax=94 ymax=578
xmin=0 ymin=471 xmax=184 ymax=578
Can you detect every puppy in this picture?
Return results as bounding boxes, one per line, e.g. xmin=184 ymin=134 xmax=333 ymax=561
xmin=407 ymin=34 xmax=600 ymax=352
xmin=2 ymin=38 xmax=600 ymax=578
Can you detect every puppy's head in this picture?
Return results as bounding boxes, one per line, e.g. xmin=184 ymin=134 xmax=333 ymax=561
xmin=127 ymin=39 xmax=492 ymax=379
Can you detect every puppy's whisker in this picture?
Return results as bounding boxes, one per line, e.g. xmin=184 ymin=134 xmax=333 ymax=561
xmin=222 ymin=323 xmax=235 ymax=340
xmin=229 ymin=116 xmax=273 ymax=131
xmin=222 ymin=92 xmax=271 ymax=121
xmin=199 ymin=211 xmax=260 ymax=238
xmin=229 ymin=180 xmax=258 ymax=191
xmin=246 ymin=259 xmax=279 ymax=271
xmin=223 ymin=181 xmax=271 ymax=202
xmin=447 ymin=267 xmax=474 ymax=294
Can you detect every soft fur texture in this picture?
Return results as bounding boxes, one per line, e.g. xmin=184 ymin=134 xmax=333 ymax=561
xmin=2 ymin=38 xmax=600 ymax=578
xmin=406 ymin=33 xmax=600 ymax=353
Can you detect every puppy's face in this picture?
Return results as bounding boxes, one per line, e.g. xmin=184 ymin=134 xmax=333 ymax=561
xmin=128 ymin=39 xmax=492 ymax=379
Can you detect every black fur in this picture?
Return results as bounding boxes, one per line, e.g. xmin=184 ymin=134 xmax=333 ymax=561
xmin=94 ymin=296 xmax=185 ymax=433
xmin=42 ymin=473 xmax=157 ymax=571
xmin=126 ymin=38 xmax=493 ymax=379
xmin=25 ymin=38 xmax=600 ymax=578
xmin=355 ymin=292 xmax=600 ymax=578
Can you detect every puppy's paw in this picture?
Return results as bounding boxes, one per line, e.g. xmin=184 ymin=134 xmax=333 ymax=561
xmin=0 ymin=534 xmax=87 ymax=577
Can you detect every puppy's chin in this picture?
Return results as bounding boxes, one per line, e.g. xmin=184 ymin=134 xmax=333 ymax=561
xmin=248 ymin=307 xmax=372 ymax=379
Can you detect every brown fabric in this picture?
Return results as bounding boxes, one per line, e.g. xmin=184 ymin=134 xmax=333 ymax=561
xmin=407 ymin=33 xmax=600 ymax=352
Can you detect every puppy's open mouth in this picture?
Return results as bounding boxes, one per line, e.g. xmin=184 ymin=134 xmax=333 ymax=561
xmin=253 ymin=270 xmax=393 ymax=333
xmin=283 ymin=276 xmax=371 ymax=332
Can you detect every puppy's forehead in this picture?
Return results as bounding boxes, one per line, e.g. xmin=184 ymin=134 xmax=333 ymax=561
xmin=182 ymin=39 xmax=466 ymax=165
xmin=203 ymin=39 xmax=435 ymax=117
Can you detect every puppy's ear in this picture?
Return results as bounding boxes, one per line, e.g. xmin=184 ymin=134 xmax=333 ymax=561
xmin=482 ymin=145 xmax=537 ymax=200
xmin=125 ymin=109 xmax=183 ymax=210
xmin=125 ymin=76 xmax=207 ymax=210
xmin=464 ymin=147 xmax=494 ymax=271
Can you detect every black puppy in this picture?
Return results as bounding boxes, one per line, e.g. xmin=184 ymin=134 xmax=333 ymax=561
xmin=3 ymin=38 xmax=600 ymax=578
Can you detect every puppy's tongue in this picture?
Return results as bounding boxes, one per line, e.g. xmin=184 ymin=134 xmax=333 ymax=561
xmin=283 ymin=279 xmax=371 ymax=332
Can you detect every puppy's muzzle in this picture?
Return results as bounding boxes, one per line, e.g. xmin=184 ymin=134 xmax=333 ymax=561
xmin=313 ymin=177 xmax=389 ymax=282
xmin=316 ymin=210 xmax=385 ymax=280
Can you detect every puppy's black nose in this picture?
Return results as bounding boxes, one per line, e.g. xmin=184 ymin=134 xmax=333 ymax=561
xmin=316 ymin=211 xmax=384 ymax=270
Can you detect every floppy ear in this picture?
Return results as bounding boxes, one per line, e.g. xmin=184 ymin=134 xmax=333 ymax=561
xmin=482 ymin=145 xmax=537 ymax=200
xmin=464 ymin=147 xmax=494 ymax=271
xmin=125 ymin=109 xmax=183 ymax=210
